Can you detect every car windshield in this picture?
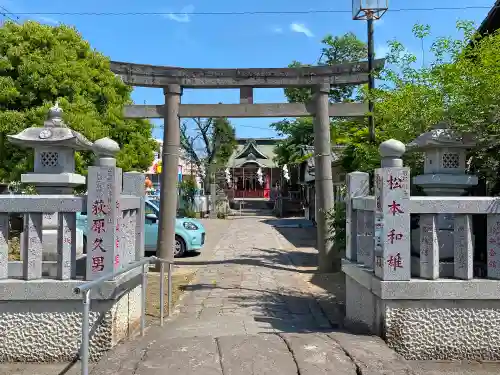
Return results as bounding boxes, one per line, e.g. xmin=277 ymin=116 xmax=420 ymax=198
xmin=146 ymin=200 xmax=183 ymax=218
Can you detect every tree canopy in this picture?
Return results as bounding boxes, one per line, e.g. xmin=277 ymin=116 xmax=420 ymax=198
xmin=0 ymin=21 xmax=157 ymax=181
xmin=273 ymin=21 xmax=500 ymax=195
xmin=272 ymin=32 xmax=368 ymax=166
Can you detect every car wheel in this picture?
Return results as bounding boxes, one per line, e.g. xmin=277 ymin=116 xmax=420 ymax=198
xmin=174 ymin=235 xmax=186 ymax=258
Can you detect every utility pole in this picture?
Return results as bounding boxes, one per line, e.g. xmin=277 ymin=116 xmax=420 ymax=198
xmin=157 ymin=84 xmax=181 ymax=266
xmin=367 ymin=14 xmax=375 ymax=143
xmin=314 ymin=83 xmax=335 ymax=272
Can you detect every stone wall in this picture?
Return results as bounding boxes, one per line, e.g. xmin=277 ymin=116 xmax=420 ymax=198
xmin=0 ymin=283 xmax=142 ymax=362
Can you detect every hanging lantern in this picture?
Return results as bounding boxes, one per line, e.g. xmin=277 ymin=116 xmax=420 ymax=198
xmin=283 ymin=165 xmax=290 ymax=181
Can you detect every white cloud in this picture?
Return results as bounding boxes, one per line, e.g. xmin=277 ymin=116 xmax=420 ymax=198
xmin=38 ymin=16 xmax=59 ymax=25
xmin=290 ymin=22 xmax=314 ymax=38
xmin=272 ymin=26 xmax=283 ymax=34
xmin=165 ymin=5 xmax=194 ymax=23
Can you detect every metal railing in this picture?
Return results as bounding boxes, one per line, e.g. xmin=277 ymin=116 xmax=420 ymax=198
xmin=73 ymin=256 xmax=174 ymax=375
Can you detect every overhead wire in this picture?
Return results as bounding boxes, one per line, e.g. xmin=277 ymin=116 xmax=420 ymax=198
xmin=10 ymin=5 xmax=498 ymax=17
xmin=0 ymin=5 xmax=20 ymax=24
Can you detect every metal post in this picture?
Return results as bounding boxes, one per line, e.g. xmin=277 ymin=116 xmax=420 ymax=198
xmin=140 ymin=263 xmax=147 ymax=336
xmin=80 ymin=290 xmax=90 ymax=375
xmin=167 ymin=263 xmax=173 ymax=317
xmin=367 ymin=15 xmax=375 ymax=143
xmin=160 ymin=261 xmax=165 ymax=326
xmin=314 ymin=83 xmax=336 ymax=272
xmin=157 ymin=84 xmax=181 ymax=269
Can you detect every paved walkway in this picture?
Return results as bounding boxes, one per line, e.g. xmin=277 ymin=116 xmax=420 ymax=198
xmin=87 ymin=216 xmax=412 ymax=375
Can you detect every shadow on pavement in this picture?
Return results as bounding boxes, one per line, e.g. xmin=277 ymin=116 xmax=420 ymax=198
xmin=181 ymin=282 xmax=345 ymax=333
xmin=260 ymin=217 xmax=317 ymax=250
xmin=177 ymin=247 xmax=316 ymax=274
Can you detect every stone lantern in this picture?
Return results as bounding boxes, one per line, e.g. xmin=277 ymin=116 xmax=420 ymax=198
xmin=8 ymin=102 xmax=93 ymax=194
xmin=8 ymin=102 xmax=94 ymax=260
xmin=406 ymin=122 xmax=477 ymax=269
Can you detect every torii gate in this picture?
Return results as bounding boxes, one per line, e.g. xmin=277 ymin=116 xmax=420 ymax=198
xmin=110 ymin=59 xmax=384 ymax=272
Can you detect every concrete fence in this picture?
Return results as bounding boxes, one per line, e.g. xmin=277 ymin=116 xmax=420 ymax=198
xmin=342 ymin=125 xmax=500 ymax=361
xmin=0 ymin=104 xmax=147 ymax=363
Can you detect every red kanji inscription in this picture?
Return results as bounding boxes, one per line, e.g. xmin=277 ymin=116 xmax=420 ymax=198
xmin=92 ymin=237 xmax=106 ymax=252
xmin=387 ymin=175 xmax=404 ymax=190
xmin=387 ymin=253 xmax=403 ymax=271
xmin=92 ymin=200 xmax=108 ymax=215
xmin=91 ymin=219 xmax=106 ymax=234
xmin=388 ymin=201 xmax=403 ymax=216
xmin=92 ymin=256 xmax=105 ymax=272
xmin=387 ymin=229 xmax=403 ymax=244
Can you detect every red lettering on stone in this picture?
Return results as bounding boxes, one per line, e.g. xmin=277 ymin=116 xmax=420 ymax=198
xmin=388 ymin=201 xmax=403 ymax=216
xmin=92 ymin=256 xmax=105 ymax=272
xmin=387 ymin=229 xmax=403 ymax=244
xmin=92 ymin=237 xmax=106 ymax=252
xmin=387 ymin=253 xmax=403 ymax=271
xmin=387 ymin=175 xmax=403 ymax=190
xmin=91 ymin=219 xmax=106 ymax=234
xmin=92 ymin=200 xmax=108 ymax=215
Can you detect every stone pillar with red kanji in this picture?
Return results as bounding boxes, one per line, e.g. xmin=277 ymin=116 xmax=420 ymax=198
xmin=374 ymin=139 xmax=411 ymax=281
xmin=85 ymin=137 xmax=122 ymax=281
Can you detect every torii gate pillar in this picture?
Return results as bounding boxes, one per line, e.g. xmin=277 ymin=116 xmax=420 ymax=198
xmin=314 ymin=84 xmax=336 ymax=272
xmin=157 ymin=84 xmax=181 ymax=265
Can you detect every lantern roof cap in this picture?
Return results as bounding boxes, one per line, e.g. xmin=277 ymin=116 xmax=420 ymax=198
xmin=406 ymin=121 xmax=475 ymax=152
xmin=7 ymin=101 xmax=93 ymax=151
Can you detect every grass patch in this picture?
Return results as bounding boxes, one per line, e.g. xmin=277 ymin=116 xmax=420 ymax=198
xmin=8 ymin=235 xmax=20 ymax=261
xmin=145 ymin=269 xmax=197 ymax=320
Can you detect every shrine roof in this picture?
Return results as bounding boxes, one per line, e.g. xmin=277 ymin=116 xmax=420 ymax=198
xmin=226 ymin=138 xmax=279 ymax=168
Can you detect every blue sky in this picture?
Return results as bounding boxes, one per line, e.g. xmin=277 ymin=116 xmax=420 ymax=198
xmin=2 ymin=0 xmax=495 ymax=141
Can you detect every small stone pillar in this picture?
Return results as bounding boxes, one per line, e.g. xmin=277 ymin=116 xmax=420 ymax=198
xmin=7 ymin=102 xmax=93 ymax=260
xmin=373 ymin=139 xmax=411 ymax=280
xmin=86 ymin=138 xmax=122 ymax=280
xmin=406 ymin=122 xmax=477 ymax=264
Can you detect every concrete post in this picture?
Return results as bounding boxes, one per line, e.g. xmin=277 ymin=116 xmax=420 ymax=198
xmin=158 ymin=84 xmax=181 ymax=264
xmin=314 ymin=83 xmax=335 ymax=272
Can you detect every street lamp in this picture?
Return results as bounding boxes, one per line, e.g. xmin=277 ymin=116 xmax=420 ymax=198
xmin=352 ymin=0 xmax=389 ymax=143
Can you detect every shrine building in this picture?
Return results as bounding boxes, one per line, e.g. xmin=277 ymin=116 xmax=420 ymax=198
xmin=225 ymin=138 xmax=281 ymax=199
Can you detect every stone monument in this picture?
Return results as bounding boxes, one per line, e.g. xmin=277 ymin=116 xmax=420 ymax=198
xmin=406 ymin=122 xmax=477 ymax=275
xmin=8 ymin=102 xmax=93 ymax=260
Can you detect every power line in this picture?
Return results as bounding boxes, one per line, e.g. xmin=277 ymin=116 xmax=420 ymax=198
xmin=11 ymin=5 xmax=497 ymax=17
xmin=0 ymin=5 xmax=20 ymax=24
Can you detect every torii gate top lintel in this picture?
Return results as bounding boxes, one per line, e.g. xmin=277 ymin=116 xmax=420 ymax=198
xmin=110 ymin=59 xmax=385 ymax=89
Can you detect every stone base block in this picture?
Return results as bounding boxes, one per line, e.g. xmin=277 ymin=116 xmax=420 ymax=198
xmin=343 ymin=259 xmax=500 ymax=361
xmin=0 ymin=279 xmax=142 ymax=362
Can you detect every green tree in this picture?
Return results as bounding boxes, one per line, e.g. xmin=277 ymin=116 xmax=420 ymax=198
xmin=272 ymin=33 xmax=368 ymax=166
xmin=180 ymin=116 xmax=236 ymax=192
xmin=285 ymin=33 xmax=367 ymax=104
xmin=371 ymin=21 xmax=500 ymax=193
xmin=0 ymin=21 xmax=157 ymax=181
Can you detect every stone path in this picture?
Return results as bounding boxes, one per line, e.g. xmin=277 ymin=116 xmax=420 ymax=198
xmin=87 ymin=216 xmax=416 ymax=375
